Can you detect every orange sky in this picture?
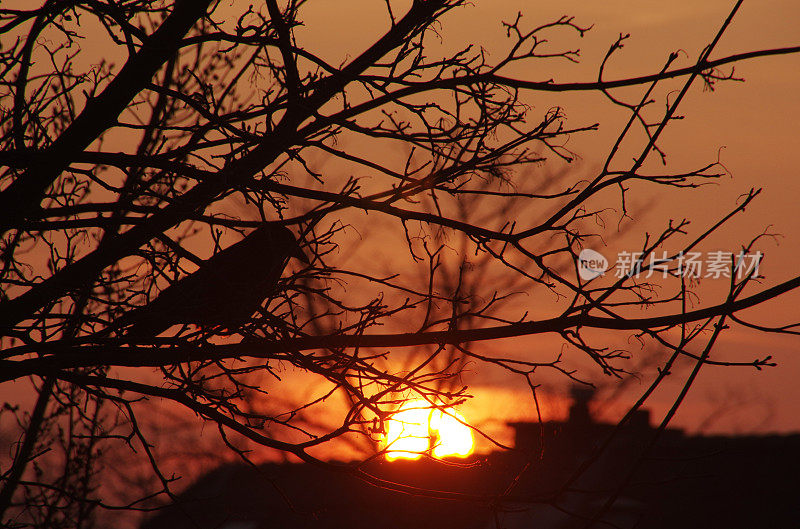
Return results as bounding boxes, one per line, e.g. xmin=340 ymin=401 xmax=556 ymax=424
xmin=2 ymin=1 xmax=798 ymax=468
xmin=292 ymin=0 xmax=800 ymax=438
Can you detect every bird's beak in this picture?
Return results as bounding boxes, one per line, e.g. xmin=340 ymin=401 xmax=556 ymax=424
xmin=292 ymin=244 xmax=310 ymax=264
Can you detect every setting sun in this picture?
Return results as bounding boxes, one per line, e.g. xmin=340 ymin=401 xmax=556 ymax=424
xmin=383 ymin=399 xmax=474 ymax=461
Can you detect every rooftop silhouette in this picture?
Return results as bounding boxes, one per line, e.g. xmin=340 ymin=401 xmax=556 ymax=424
xmin=142 ymin=389 xmax=800 ymax=529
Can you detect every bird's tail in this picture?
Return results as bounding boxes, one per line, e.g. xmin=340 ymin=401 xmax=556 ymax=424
xmin=92 ymin=309 xmax=168 ymax=339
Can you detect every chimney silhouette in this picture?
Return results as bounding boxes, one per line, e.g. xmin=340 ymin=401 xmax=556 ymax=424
xmin=568 ymin=386 xmax=595 ymax=426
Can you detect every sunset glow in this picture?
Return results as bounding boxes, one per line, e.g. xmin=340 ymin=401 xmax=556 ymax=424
xmin=383 ymin=399 xmax=474 ymax=461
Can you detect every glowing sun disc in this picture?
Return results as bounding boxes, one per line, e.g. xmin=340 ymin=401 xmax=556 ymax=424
xmin=383 ymin=399 xmax=474 ymax=461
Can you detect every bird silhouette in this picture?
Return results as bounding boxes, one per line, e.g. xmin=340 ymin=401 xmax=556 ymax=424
xmin=112 ymin=223 xmax=308 ymax=338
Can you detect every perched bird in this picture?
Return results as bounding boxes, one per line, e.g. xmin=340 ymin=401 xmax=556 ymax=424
xmin=113 ymin=223 xmax=308 ymax=337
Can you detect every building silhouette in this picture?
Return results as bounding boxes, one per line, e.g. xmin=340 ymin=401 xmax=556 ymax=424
xmin=142 ymin=389 xmax=800 ymax=529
